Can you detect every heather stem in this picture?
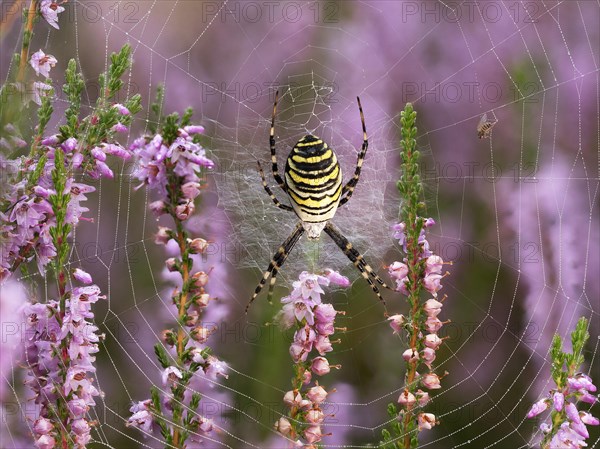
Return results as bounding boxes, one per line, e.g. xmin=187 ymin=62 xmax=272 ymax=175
xmin=16 ymin=0 xmax=37 ymax=84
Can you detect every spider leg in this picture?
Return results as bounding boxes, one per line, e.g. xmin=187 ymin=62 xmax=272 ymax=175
xmin=270 ymin=90 xmax=287 ymax=192
xmin=339 ymin=96 xmax=368 ymax=207
xmin=257 ymin=161 xmax=293 ymax=211
xmin=246 ymin=223 xmax=305 ymax=313
xmin=324 ymin=222 xmax=389 ymax=308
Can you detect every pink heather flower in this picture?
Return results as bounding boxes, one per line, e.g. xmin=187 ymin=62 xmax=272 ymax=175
xmin=311 ymin=356 xmax=331 ymax=376
xmin=306 ymin=409 xmax=325 ymax=424
xmin=189 ymin=237 xmax=208 ymax=253
xmin=398 ymin=389 xmax=416 ymax=406
xmin=33 ymin=417 xmax=54 ymax=435
xmin=281 ymin=297 xmax=315 ymax=325
xmin=113 ymin=103 xmax=130 ymax=115
xmin=291 ymin=271 xmax=328 ymax=304
xmin=289 ymin=342 xmax=309 ymax=363
xmin=149 ymin=200 xmax=167 ymax=216
xmin=388 ymin=261 xmax=408 ymax=280
xmin=417 ymin=413 xmax=437 ymax=431
xmin=422 ymin=347 xmax=436 ymax=367
xmin=275 ymin=417 xmax=292 ymax=435
xmin=155 ymin=226 xmax=171 ymax=245
xmin=553 ymin=391 xmax=564 ymax=411
xmin=175 ymin=200 xmax=195 ymax=220
xmin=323 ymin=268 xmax=350 ymax=287
xmin=403 ymin=348 xmax=419 ymax=362
xmin=127 ymin=410 xmax=153 ymax=432
xmin=35 ymin=434 xmax=56 ymax=449
xmin=388 ymin=314 xmax=405 ymax=334
xmin=568 ymin=373 xmax=597 ymax=393
xmin=73 ymin=268 xmax=92 ymax=284
xmin=424 ymin=333 xmax=443 ymax=350
xmin=40 ymin=0 xmax=65 ymax=29
xmin=425 ymin=316 xmax=443 ymax=333
xmin=421 ymin=373 xmax=442 ymax=390
xmin=68 ymin=397 xmax=88 ymax=417
xmin=182 ymin=181 xmax=202 ymax=199
xmin=277 ymin=303 xmax=297 ymax=329
xmin=526 ymin=399 xmax=549 ymax=418
xmin=423 ymin=298 xmax=443 ymax=317
xmin=423 ymin=273 xmax=443 ymax=295
xmin=302 ymin=370 xmax=312 ymax=385
xmin=162 ymin=366 xmax=183 ymax=386
xmin=198 ymin=417 xmax=214 ymax=433
xmin=395 ymin=276 xmax=409 ymax=295
xmin=304 ymin=425 xmax=323 ymax=444
xmin=30 ymin=50 xmax=57 ymax=78
xmin=71 ymin=418 xmax=90 ymax=435
xmin=283 ymin=390 xmax=311 ymax=409
xmin=581 ymin=412 xmax=599 ymax=426
xmin=306 ymin=385 xmax=328 ymax=404
xmin=314 ymin=334 xmax=333 ymax=355
xmin=425 ymin=255 xmax=444 ymax=274
xmin=424 ymin=218 xmax=436 ymax=228
xmin=566 ymin=403 xmax=589 ymax=438
xmin=32 ymin=81 xmax=52 ymax=105
xmin=416 ymin=389 xmax=430 ymax=406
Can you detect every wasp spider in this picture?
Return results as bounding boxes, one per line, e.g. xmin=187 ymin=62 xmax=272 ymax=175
xmin=246 ymin=91 xmax=390 ymax=312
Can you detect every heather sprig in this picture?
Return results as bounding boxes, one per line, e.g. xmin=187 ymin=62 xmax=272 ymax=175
xmin=526 ymin=317 xmax=598 ymax=448
xmin=380 ymin=103 xmax=450 ymax=449
xmin=274 ymin=270 xmax=349 ymax=446
xmin=127 ymin=106 xmax=223 ymax=448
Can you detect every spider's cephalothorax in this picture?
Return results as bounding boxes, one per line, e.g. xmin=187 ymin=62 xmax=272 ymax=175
xmin=246 ymin=91 xmax=390 ymax=313
xmin=285 ymin=134 xmax=342 ymax=239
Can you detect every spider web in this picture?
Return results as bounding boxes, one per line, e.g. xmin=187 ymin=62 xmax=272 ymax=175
xmin=1 ymin=1 xmax=599 ymax=448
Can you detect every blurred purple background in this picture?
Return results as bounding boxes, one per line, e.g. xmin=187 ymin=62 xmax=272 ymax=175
xmin=1 ymin=1 xmax=599 ymax=448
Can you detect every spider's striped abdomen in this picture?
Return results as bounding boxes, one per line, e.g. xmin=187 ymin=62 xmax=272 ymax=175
xmin=284 ymin=135 xmax=342 ymax=237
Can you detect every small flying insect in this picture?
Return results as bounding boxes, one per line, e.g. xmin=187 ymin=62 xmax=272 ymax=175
xmin=477 ymin=112 xmax=498 ymax=139
xmin=246 ymin=91 xmax=390 ymax=312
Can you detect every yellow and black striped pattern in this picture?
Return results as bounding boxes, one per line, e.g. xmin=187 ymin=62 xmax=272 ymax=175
xmin=284 ymin=135 xmax=343 ymax=223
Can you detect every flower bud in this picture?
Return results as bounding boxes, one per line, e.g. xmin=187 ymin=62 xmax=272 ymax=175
xmin=191 ymin=326 xmax=214 ymax=343
xmin=193 ymin=293 xmax=211 ymax=307
xmin=423 ymin=298 xmax=443 ymax=317
xmin=165 ymin=258 xmax=178 ymax=272
xmin=161 ymin=329 xmax=176 ymax=346
xmin=416 ymin=389 xmax=430 ymax=406
xmin=175 ymin=200 xmax=195 ymax=220
xmin=388 ymin=314 xmax=405 ymax=334
xmin=424 ymin=333 xmax=443 ymax=350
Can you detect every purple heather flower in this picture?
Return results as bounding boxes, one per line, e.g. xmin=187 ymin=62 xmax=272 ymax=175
xmin=62 ymin=137 xmax=78 ymax=152
xmin=578 ymin=390 xmax=598 ymax=404
xmin=424 ymin=218 xmax=436 ymax=228
xmin=127 ymin=410 xmax=153 ymax=433
xmin=425 ymin=255 xmax=444 ymax=275
xmin=291 ymin=271 xmax=328 ymax=304
xmin=553 ymin=391 xmax=564 ymax=411
xmin=580 ymin=412 xmax=599 ymax=426
xmin=323 ymin=269 xmax=350 ymax=287
xmin=423 ymin=273 xmax=443 ymax=295
xmin=113 ymin=103 xmax=130 ymax=115
xmin=281 ymin=297 xmax=315 ymax=325
xmin=549 ymin=422 xmax=588 ymax=449
xmin=568 ymin=374 xmax=597 ymax=393
xmin=162 ymin=366 xmax=183 ymax=386
xmin=30 ymin=50 xmax=57 ymax=78
xmin=398 ymin=389 xmax=416 ymax=407
xmin=184 ymin=125 xmax=205 ymax=135
xmin=40 ymin=0 xmax=65 ymax=29
xmin=111 ymin=122 xmax=128 ymax=133
xmin=526 ymin=399 xmax=549 ymax=418
xmin=204 ymin=355 xmax=228 ymax=379
xmin=73 ymin=268 xmax=92 ymax=284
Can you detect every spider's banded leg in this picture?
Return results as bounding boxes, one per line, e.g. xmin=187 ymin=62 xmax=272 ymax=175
xmin=270 ymin=90 xmax=287 ymax=191
xmin=324 ymin=222 xmax=388 ymax=308
xmin=246 ymin=223 xmax=305 ymax=313
xmin=257 ymin=161 xmax=293 ymax=211
xmin=339 ymin=96 xmax=368 ymax=207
